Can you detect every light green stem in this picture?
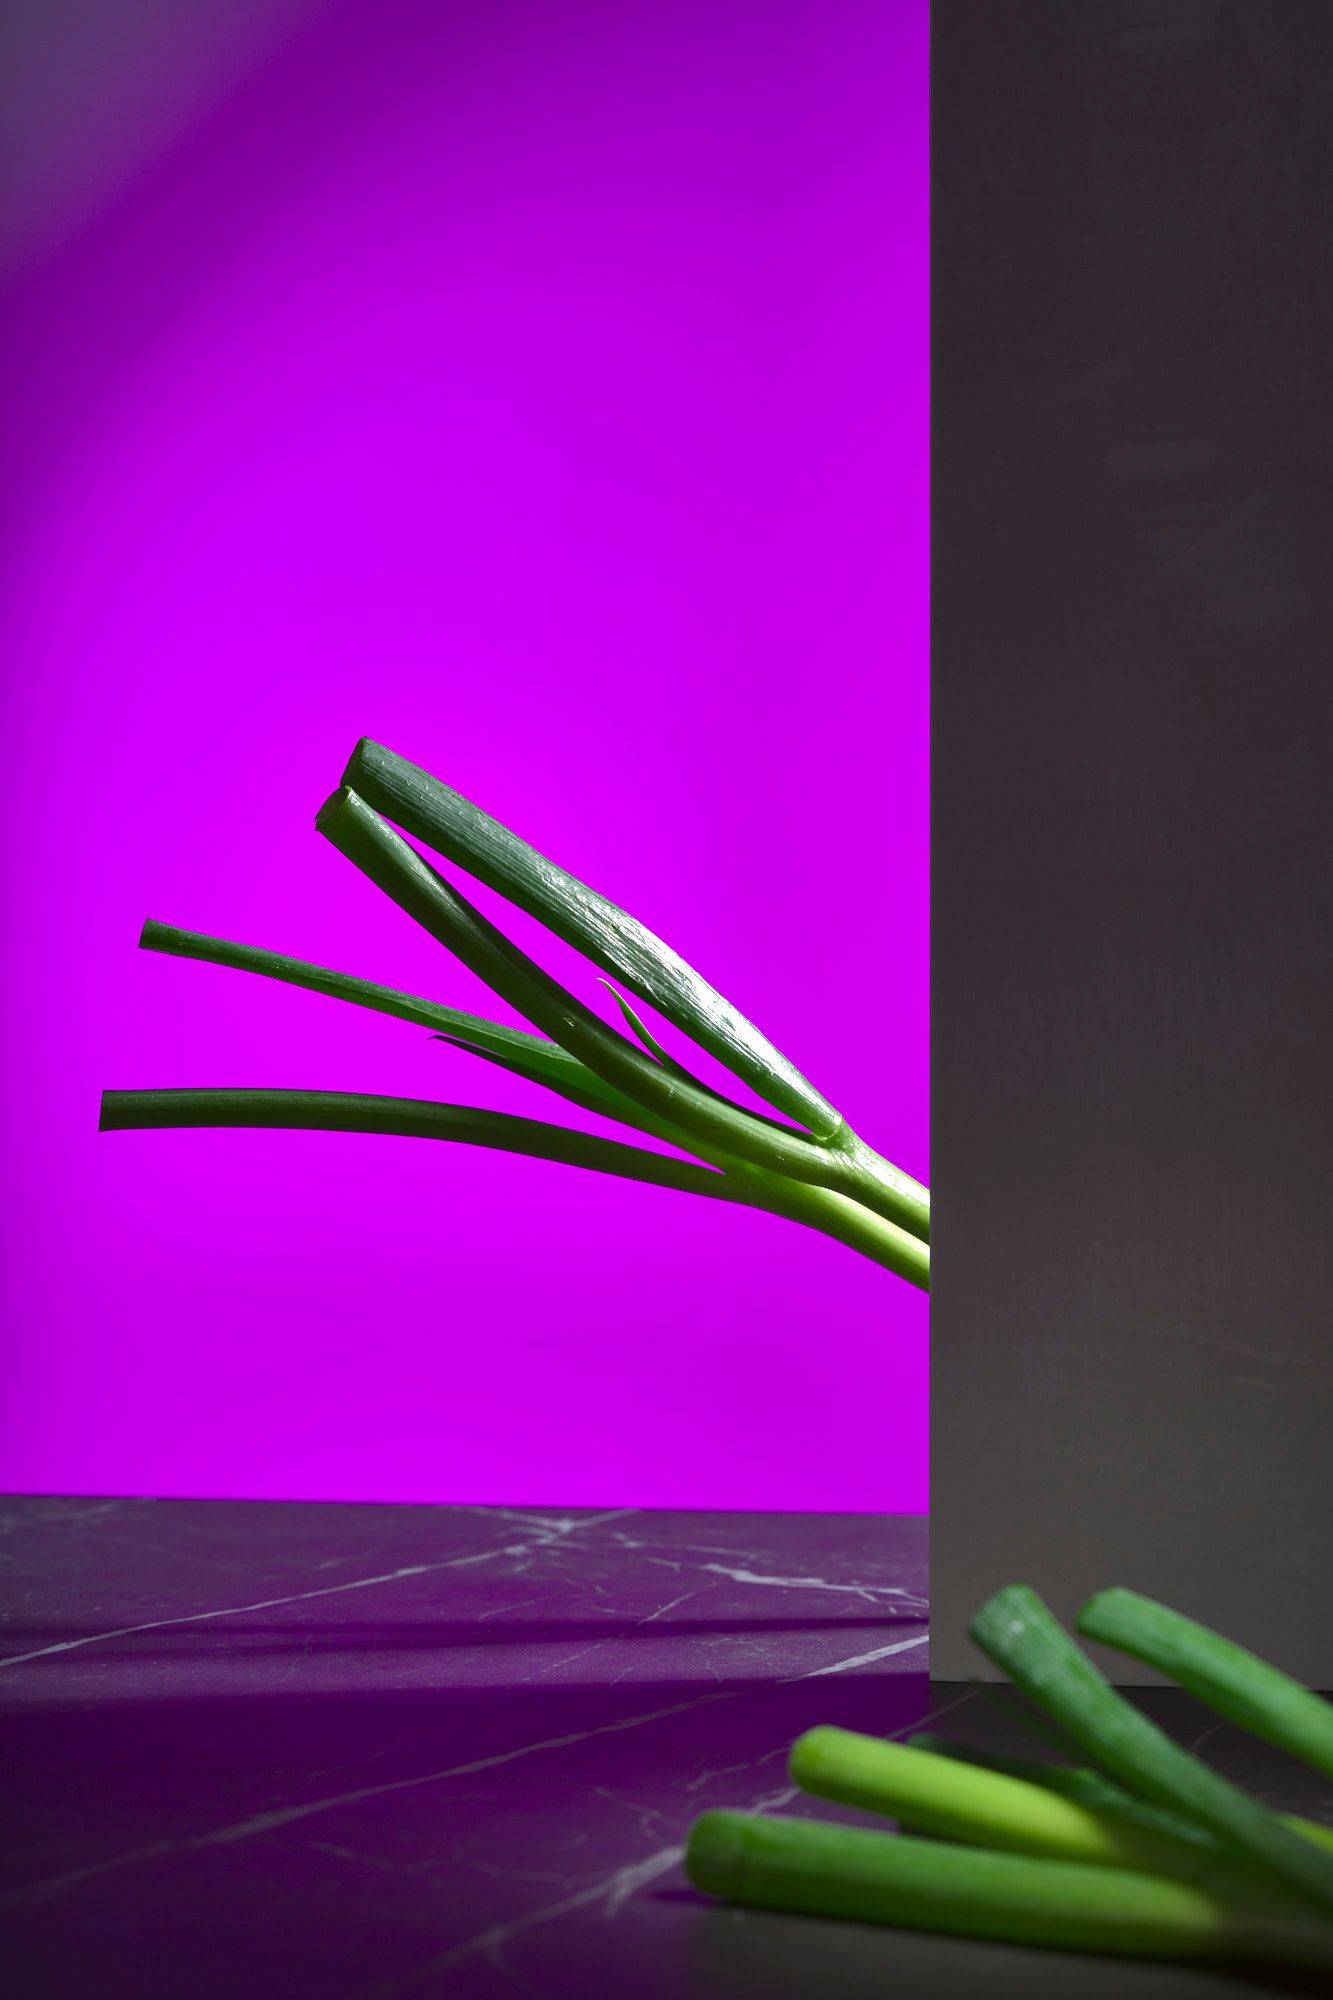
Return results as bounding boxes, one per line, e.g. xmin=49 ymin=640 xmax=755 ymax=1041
xmin=1079 ymin=1589 xmax=1333 ymax=1782
xmin=686 ymin=1812 xmax=1333 ymax=1972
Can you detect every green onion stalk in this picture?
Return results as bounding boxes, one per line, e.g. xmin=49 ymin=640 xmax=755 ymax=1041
xmin=969 ymin=1585 xmax=1333 ymax=1917
xmin=100 ymin=740 xmax=928 ymax=1288
xmin=1077 ymin=1588 xmax=1333 ymax=1782
xmin=686 ymin=1812 xmax=1333 ymax=1975
xmin=687 ymin=1585 xmax=1333 ymax=1974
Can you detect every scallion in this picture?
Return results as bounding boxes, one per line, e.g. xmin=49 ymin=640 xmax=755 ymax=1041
xmin=905 ymin=1734 xmax=1225 ymax=1850
xmin=340 ymin=739 xmax=841 ymax=1140
xmin=1078 ymin=1588 xmax=1333 ymax=1782
xmin=970 ymin=1585 xmax=1333 ymax=1917
xmin=98 ymin=1089 xmax=744 ymax=1202
xmin=790 ymin=1726 xmax=1221 ymax=1878
xmin=102 ymin=745 xmax=928 ymax=1289
xmin=905 ymin=1735 xmax=1333 ymax=1857
xmin=685 ymin=1811 xmax=1333 ymax=1973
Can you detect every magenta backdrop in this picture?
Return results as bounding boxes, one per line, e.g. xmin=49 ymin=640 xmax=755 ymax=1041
xmin=0 ymin=0 xmax=928 ymax=1511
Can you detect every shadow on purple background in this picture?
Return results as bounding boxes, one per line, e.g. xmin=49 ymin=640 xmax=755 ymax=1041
xmin=0 ymin=0 xmax=927 ymax=1509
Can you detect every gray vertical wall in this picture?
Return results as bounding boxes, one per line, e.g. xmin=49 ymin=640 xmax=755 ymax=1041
xmin=931 ymin=2 xmax=1332 ymax=1682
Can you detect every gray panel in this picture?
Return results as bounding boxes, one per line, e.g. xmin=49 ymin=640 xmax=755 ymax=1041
xmin=932 ymin=2 xmax=1332 ymax=1680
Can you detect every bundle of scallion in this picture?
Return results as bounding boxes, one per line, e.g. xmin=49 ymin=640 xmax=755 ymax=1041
xmin=100 ymin=740 xmax=928 ymax=1287
xmin=686 ymin=1587 xmax=1333 ymax=1976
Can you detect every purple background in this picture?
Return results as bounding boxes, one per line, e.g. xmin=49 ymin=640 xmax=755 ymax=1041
xmin=0 ymin=0 xmax=927 ymax=1511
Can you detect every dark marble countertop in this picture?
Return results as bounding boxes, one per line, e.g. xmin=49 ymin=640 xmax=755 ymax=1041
xmin=2 ymin=1496 xmax=1328 ymax=1998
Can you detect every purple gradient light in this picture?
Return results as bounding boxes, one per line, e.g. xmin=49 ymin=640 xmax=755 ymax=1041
xmin=0 ymin=0 xmax=927 ymax=1510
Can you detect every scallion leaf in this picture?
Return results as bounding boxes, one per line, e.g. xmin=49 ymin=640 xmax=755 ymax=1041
xmin=906 ymin=1733 xmax=1333 ymax=1856
xmin=98 ymin=1088 xmax=743 ymax=1203
xmin=789 ymin=1727 xmax=1219 ymax=1878
xmin=904 ymin=1734 xmax=1221 ymax=1850
xmin=315 ymin=786 xmax=926 ymax=1238
xmin=1078 ymin=1589 xmax=1333 ymax=1783
xmin=685 ymin=1811 xmax=1333 ymax=1972
xmin=98 ymin=1084 xmax=926 ymax=1282
xmin=139 ymin=919 xmax=630 ymax=1119
xmin=340 ymin=741 xmax=930 ymax=1241
xmin=970 ymin=1585 xmax=1333 ymax=1918
xmin=342 ymin=737 xmax=843 ymax=1139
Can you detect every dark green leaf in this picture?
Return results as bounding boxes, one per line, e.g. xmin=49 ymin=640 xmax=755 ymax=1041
xmin=140 ymin=918 xmax=646 ymax=1128
xmin=598 ymin=980 xmax=677 ymax=1069
xmin=970 ymin=1585 xmax=1333 ymax=1919
xmin=316 ymin=786 xmax=913 ymax=1221
xmin=342 ymin=737 xmax=843 ymax=1138
xmin=99 ymin=1088 xmax=746 ymax=1203
xmin=1077 ymin=1590 xmax=1333 ymax=1783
